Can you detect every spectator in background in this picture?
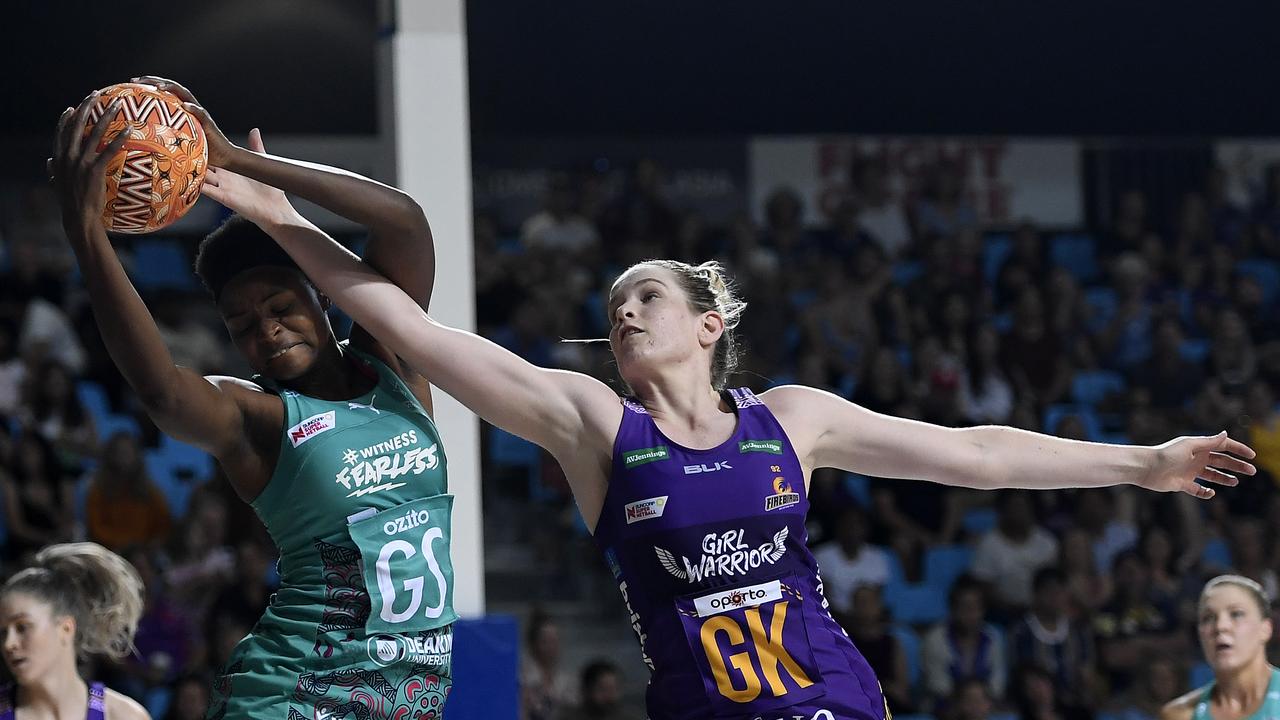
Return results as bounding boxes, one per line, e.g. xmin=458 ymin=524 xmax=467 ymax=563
xmin=1137 ymin=320 xmax=1205 ymax=414
xmin=164 ymin=486 xmax=236 ymax=621
xmin=1106 ymin=190 xmax=1150 ymax=260
xmin=1075 ymin=489 xmax=1139 ymax=576
xmin=1059 ymin=527 xmax=1113 ymax=619
xmin=1001 ymin=289 xmax=1072 ymax=408
xmin=85 ymin=432 xmax=172 ymax=552
xmin=815 ymin=504 xmax=892 ymax=615
xmin=1 ymin=431 xmax=73 ymax=564
xmin=521 ymin=172 xmax=601 ymax=253
xmin=20 ymin=359 xmax=97 ymax=468
xmin=1008 ymin=567 xmax=1097 ymax=711
xmin=17 ymin=297 xmax=87 ymax=375
xmin=113 ymin=547 xmax=191 ymax=714
xmin=851 ymin=155 xmax=912 ymax=259
xmin=972 ymin=490 xmax=1059 ymax=618
xmin=842 ymin=585 xmax=914 ymax=714
xmin=915 ymin=159 xmax=979 ymax=239
xmin=206 ymin=539 xmax=275 ymax=640
xmin=1093 ymin=550 xmax=1185 ymax=695
xmin=923 ymin=575 xmax=1007 ymax=707
xmin=1243 ymin=380 xmax=1280 ymax=480
xmin=522 ymin=611 xmax=573 ymax=720
xmin=1228 ymin=518 xmax=1279 ymax=601
xmin=557 ymin=659 xmax=640 ymax=720
xmin=0 ymin=319 xmax=25 ymax=418
xmin=1010 ymin=664 xmax=1093 ymax=720
xmin=996 ymin=222 xmax=1049 ymax=310
xmin=597 ymin=158 xmax=679 ymax=250
xmin=0 ymin=235 xmax=67 ymax=325
xmin=960 ymin=324 xmax=1014 ymax=424
xmin=152 ymin=289 xmax=227 ymax=375
xmin=948 ymin=678 xmax=995 ymax=720
xmin=163 ymin=673 xmax=212 ymax=720
xmin=1097 ymin=254 xmax=1154 ymax=372
xmin=1110 ymin=657 xmax=1181 ymax=720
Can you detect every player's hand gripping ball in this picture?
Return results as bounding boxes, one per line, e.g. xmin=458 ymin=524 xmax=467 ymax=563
xmin=81 ymin=82 xmax=207 ymax=233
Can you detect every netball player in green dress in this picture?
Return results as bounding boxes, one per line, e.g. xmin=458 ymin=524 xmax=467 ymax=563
xmin=50 ymin=79 xmax=457 ymax=719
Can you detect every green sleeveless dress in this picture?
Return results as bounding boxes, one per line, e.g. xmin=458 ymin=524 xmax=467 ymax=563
xmin=207 ymin=347 xmax=456 ymax=719
xmin=1192 ymin=667 xmax=1280 ymax=720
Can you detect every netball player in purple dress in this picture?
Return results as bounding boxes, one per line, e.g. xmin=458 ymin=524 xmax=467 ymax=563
xmin=0 ymin=543 xmax=150 ymax=720
xmin=202 ymin=160 xmax=1255 ymax=720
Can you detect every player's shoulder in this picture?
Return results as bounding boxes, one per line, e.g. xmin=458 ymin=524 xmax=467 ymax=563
xmin=1159 ymin=686 xmax=1205 ymax=720
xmin=105 ymin=687 xmax=152 ymax=720
xmin=758 ymin=384 xmax=825 ymax=410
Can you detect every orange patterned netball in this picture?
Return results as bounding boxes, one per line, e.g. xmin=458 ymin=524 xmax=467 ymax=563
xmin=82 ymin=83 xmax=208 ymax=234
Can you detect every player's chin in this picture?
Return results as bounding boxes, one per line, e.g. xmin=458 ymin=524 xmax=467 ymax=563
xmin=260 ymin=349 xmax=317 ymax=381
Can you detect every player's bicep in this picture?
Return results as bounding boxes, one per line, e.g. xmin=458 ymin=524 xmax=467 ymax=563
xmin=768 ymin=385 xmax=981 ymax=481
xmin=140 ymin=369 xmax=252 ymax=456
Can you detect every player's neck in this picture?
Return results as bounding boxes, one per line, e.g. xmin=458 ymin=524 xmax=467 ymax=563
xmin=631 ymin=374 xmax=724 ymax=426
xmin=284 ymin=342 xmax=371 ymax=400
xmin=1215 ymin=657 xmax=1272 ymax=709
xmin=17 ymin=663 xmax=86 ymax=718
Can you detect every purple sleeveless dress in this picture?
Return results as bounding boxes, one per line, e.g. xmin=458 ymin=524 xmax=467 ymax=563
xmin=0 ymin=681 xmax=106 ymax=719
xmin=593 ymin=388 xmax=889 ymax=720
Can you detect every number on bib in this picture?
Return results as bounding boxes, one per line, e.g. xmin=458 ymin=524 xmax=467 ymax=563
xmin=349 ymin=494 xmax=457 ymax=635
xmin=699 ymin=601 xmax=813 ymax=702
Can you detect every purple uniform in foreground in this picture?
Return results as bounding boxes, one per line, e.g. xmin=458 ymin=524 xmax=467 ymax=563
xmin=594 ymin=388 xmax=889 ymax=720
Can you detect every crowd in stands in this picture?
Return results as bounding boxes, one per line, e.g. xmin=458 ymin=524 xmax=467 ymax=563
xmin=1 ymin=147 xmax=1279 ymax=719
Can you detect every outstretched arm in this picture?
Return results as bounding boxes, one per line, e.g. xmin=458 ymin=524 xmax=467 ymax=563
xmin=764 ymin=385 xmax=1256 ymax=498
xmin=135 ymin=77 xmax=436 ymax=406
xmin=199 ymin=166 xmax=621 ymax=466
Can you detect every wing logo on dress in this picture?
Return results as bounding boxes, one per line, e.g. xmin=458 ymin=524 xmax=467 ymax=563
xmin=655 ymin=546 xmax=688 ymax=580
xmin=765 ymin=526 xmax=789 ymax=563
xmin=654 ymin=526 xmax=791 ymax=583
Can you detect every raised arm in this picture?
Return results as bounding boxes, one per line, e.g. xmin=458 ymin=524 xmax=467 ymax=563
xmin=763 ymin=384 xmax=1255 ymax=498
xmin=49 ymin=97 xmax=250 ymax=467
xmin=198 ymin=165 xmax=621 ymax=469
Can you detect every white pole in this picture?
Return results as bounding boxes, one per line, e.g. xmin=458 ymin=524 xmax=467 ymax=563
xmin=390 ymin=0 xmax=483 ymax=616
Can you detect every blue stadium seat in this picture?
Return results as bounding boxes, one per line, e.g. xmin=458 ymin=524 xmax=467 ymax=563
xmin=843 ymin=473 xmax=871 ymax=507
xmin=1071 ymin=371 xmax=1127 ymax=407
xmin=96 ymin=413 xmax=141 ymax=440
xmin=156 ymin=434 xmax=215 ymax=482
xmin=1050 ymin=233 xmax=1099 ymax=283
xmin=893 ymin=261 xmax=924 ymax=286
xmin=1043 ymin=404 xmax=1103 ymax=441
xmin=75 ymin=381 xmax=111 ymax=425
xmin=1201 ymin=537 xmax=1232 ymax=569
xmin=1189 ymin=661 xmax=1213 ymax=689
xmin=962 ymin=507 xmax=997 ymax=535
xmin=891 ymin=624 xmax=922 ymax=688
xmin=1180 ymin=338 xmax=1211 ymax=364
xmin=1084 ymin=288 xmax=1117 ymax=333
xmin=923 ymin=545 xmax=973 ymax=590
xmin=882 ymin=582 xmax=948 ymax=625
xmin=1236 ymin=259 xmax=1280 ymax=308
xmin=983 ymin=234 xmax=1013 ymax=285
xmin=146 ymin=451 xmax=194 ymax=519
xmin=131 ymin=239 xmax=197 ymax=290
xmin=487 ymin=425 xmax=545 ymax=499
